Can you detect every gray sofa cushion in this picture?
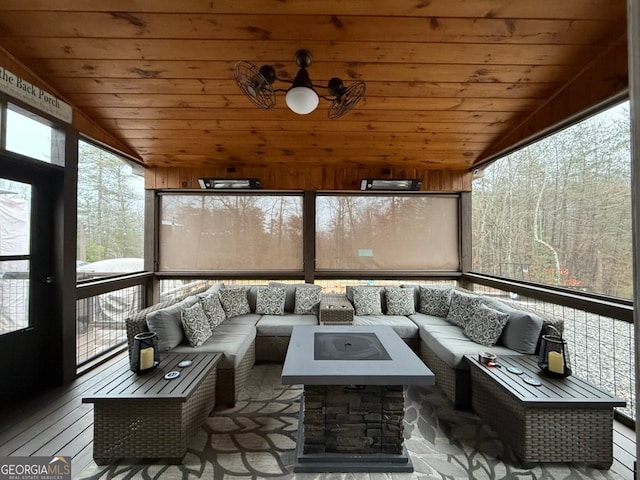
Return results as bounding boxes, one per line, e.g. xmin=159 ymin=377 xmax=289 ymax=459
xmin=198 ymin=281 xmax=224 ymax=298
xmin=482 ymin=297 xmax=544 ymax=354
xmin=245 ymin=285 xmax=269 ymax=312
xmin=222 ymin=313 xmax=262 ymax=326
xmin=353 ymin=315 xmax=419 ymax=339
xmin=146 ymin=295 xmax=199 ymax=351
xmin=171 ymin=324 xmax=256 ymax=369
xmin=408 ymin=312 xmax=452 ymax=329
xmin=256 ymin=314 xmax=318 ymax=336
xmin=420 ymin=325 xmax=519 ymax=370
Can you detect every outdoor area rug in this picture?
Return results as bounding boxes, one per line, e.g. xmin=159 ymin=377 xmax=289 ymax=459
xmin=78 ymin=364 xmax=625 ymax=480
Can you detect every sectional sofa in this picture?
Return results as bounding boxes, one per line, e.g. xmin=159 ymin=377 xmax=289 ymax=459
xmin=125 ymin=282 xmax=319 ymax=406
xmin=125 ymin=281 xmax=558 ymax=409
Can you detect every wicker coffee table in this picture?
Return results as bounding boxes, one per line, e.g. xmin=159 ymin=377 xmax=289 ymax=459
xmin=83 ymin=352 xmax=221 ymax=464
xmin=466 ymin=354 xmax=625 ymax=469
xmin=319 ymin=294 xmax=354 ymax=325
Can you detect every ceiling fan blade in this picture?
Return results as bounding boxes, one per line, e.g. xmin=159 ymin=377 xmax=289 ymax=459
xmin=328 ymin=80 xmax=366 ymax=119
xmin=234 ymin=61 xmax=276 ymax=110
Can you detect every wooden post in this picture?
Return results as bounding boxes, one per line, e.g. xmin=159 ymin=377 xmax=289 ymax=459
xmin=628 ymin=0 xmax=640 ymax=472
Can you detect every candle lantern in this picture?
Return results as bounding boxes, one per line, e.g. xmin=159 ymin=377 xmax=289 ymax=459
xmin=537 ymin=325 xmax=572 ymax=378
xmin=130 ymin=331 xmax=160 ymax=374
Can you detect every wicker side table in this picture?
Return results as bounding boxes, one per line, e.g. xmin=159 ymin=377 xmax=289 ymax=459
xmin=83 ymin=353 xmax=221 ymax=464
xmin=466 ymin=354 xmax=625 ymax=469
xmin=319 ymin=294 xmax=354 ymax=325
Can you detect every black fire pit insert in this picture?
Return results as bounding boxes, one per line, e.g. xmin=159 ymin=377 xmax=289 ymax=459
xmin=314 ymin=332 xmax=391 ymax=360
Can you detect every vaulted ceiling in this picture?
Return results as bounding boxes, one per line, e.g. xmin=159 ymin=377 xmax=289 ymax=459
xmin=0 ymin=1 xmax=629 ymax=171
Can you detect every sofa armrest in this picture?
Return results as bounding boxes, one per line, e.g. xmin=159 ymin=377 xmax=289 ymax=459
xmin=124 ymin=297 xmax=182 ymax=358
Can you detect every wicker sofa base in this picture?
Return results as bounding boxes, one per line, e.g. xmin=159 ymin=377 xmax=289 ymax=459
xmin=255 ymin=336 xmax=291 ymax=363
xmin=419 ymin=341 xmax=471 ymax=408
xmin=470 ymin=366 xmax=614 ymax=468
xmin=92 ymin=366 xmax=217 ymax=464
xmin=217 ymin=340 xmax=256 ymax=407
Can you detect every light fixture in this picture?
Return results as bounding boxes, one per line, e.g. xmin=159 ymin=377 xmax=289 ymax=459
xmin=234 ymin=50 xmax=366 ymax=119
xmin=198 ymin=178 xmax=262 ymax=189
xmin=360 ymin=179 xmax=423 ymax=191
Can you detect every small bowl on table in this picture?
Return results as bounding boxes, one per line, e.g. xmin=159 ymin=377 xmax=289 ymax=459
xmin=478 ymin=352 xmax=496 ymax=365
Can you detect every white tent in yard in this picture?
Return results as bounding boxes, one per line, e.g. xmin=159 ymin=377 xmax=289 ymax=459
xmin=0 ymin=196 xmax=30 ymax=332
xmin=77 ymin=258 xmax=144 ymax=324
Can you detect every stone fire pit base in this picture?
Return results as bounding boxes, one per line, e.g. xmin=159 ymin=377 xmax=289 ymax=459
xmin=293 ymin=385 xmax=413 ymax=473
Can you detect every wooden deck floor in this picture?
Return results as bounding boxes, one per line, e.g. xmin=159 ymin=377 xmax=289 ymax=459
xmin=0 ymin=349 xmax=636 ymax=479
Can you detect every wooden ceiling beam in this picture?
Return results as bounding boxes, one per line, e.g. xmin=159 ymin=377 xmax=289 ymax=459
xmin=138 ymin=152 xmax=475 ymax=169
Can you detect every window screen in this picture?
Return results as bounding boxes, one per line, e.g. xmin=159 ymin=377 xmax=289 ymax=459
xmin=159 ymin=194 xmax=303 ymax=271
xmin=316 ymin=195 xmax=459 ymax=271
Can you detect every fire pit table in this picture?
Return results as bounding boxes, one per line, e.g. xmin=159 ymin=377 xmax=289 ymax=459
xmin=282 ymin=325 xmax=434 ymax=472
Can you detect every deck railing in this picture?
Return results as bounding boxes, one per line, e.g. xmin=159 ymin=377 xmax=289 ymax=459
xmin=76 ymin=273 xmax=151 ymax=366
xmin=467 ymin=274 xmax=635 ymax=424
xmin=74 ymin=274 xmax=636 ymax=424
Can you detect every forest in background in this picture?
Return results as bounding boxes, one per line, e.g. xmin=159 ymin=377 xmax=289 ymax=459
xmin=472 ymin=101 xmax=631 ymax=299
xmin=76 ymin=141 xmax=144 ymax=264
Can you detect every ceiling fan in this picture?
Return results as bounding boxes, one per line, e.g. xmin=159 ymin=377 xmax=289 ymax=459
xmin=234 ymin=49 xmax=366 ymax=119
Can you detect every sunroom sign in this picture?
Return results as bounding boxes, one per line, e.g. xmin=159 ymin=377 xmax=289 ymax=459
xmin=0 ymin=66 xmax=72 ymax=123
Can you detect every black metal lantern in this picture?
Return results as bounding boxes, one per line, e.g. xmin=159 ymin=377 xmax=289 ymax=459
xmin=537 ymin=325 xmax=572 ymax=378
xmin=130 ymin=331 xmax=160 ymax=374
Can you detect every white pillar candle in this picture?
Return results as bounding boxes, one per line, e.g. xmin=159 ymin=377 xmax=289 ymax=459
xmin=548 ymin=350 xmax=564 ymax=374
xmin=140 ymin=347 xmax=154 ymax=370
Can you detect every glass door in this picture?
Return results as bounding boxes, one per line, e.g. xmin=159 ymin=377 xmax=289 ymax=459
xmin=0 ymin=167 xmax=55 ymax=402
xmin=0 ymin=178 xmax=32 ymax=334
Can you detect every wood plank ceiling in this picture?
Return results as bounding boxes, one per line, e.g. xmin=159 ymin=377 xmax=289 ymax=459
xmin=0 ymin=1 xmax=629 ymax=171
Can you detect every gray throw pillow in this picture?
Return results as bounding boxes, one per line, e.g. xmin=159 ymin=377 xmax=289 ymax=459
xmin=419 ymin=285 xmax=453 ymax=317
xmin=385 ymin=287 xmax=416 ymax=315
xmin=181 ymin=302 xmax=212 ymax=347
xmin=199 ymin=292 xmax=226 ymax=330
xmin=446 ymin=290 xmax=482 ymax=328
xmin=219 ymin=286 xmax=251 ymax=318
xmin=352 ymin=286 xmax=383 ymax=315
xmin=146 ymin=295 xmax=198 ymax=351
xmin=294 ymin=285 xmax=322 ymax=315
xmin=482 ymin=297 xmax=545 ymax=354
xmin=463 ymin=304 xmax=509 ymax=346
xmin=269 ymin=282 xmax=319 ymax=312
xmin=256 ymin=286 xmax=286 ymax=315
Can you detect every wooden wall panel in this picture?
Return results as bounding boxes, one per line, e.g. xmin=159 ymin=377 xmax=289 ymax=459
xmin=478 ymin=35 xmax=629 ymax=163
xmin=145 ymin=166 xmax=472 ymax=192
xmin=0 ymin=46 xmax=140 ymax=161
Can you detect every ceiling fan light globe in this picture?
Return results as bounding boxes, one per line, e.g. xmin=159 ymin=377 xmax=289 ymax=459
xmin=285 ymin=86 xmax=319 ymax=114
